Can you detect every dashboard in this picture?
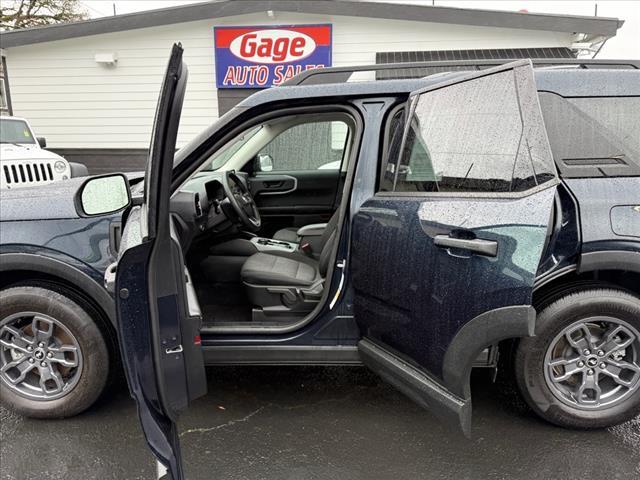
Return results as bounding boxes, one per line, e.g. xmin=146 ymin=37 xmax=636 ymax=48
xmin=170 ymin=171 xmax=245 ymax=248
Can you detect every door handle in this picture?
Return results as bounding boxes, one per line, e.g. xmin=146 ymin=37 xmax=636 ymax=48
xmin=434 ymin=235 xmax=498 ymax=257
xmin=263 ymin=180 xmax=284 ymax=188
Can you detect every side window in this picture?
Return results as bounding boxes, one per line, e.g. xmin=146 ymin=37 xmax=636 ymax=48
xmin=393 ymin=68 xmax=555 ymax=194
xmin=258 ymin=121 xmax=349 ymax=172
xmin=539 ymin=93 xmax=640 ymax=175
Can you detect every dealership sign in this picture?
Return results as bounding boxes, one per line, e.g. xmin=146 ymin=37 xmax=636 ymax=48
xmin=214 ymin=24 xmax=332 ymax=88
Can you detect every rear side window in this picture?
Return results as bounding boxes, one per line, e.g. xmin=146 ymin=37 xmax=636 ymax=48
xmin=386 ymin=68 xmax=556 ymax=194
xmin=539 ymin=94 xmax=640 ymax=177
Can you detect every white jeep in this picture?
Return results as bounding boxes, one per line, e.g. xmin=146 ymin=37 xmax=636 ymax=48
xmin=0 ymin=116 xmax=85 ymax=189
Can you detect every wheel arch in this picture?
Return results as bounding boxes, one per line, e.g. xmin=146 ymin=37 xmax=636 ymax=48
xmin=494 ymin=265 xmax=640 ymax=383
xmin=533 ymin=267 xmax=640 ymax=310
xmin=0 ymin=253 xmax=116 ymax=331
xmin=444 ymin=265 xmax=640 ymax=403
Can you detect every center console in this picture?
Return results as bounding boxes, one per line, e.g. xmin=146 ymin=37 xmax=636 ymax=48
xmin=250 ymin=237 xmax=298 ymax=253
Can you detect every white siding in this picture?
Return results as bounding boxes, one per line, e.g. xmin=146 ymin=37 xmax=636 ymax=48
xmin=5 ymin=11 xmax=574 ymax=149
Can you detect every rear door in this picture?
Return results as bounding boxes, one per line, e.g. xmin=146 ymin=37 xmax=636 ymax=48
xmin=114 ymin=44 xmax=206 ymax=479
xmin=351 ymin=60 xmax=558 ymax=436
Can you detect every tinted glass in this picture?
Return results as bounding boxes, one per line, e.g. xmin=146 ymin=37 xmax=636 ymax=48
xmin=395 ymin=67 xmax=554 ymax=193
xmin=539 ymin=94 xmax=640 ymax=169
xmin=260 ymin=121 xmax=348 ymax=171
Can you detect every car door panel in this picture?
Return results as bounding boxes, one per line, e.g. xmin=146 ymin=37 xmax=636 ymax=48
xmin=249 ymin=169 xmax=341 ymax=233
xmin=250 ymin=170 xmax=340 ymax=212
xmin=352 ymin=188 xmax=555 ymax=375
xmin=114 ymin=44 xmax=206 ymax=480
xmin=351 ymin=60 xmax=557 ymax=436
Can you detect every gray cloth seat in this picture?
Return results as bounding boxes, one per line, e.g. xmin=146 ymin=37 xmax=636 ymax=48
xmin=241 ymin=211 xmax=339 ymax=298
xmin=272 ymin=227 xmax=299 ymax=243
xmin=241 ymin=252 xmax=320 ymax=287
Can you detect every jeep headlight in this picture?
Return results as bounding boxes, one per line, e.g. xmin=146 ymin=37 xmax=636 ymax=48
xmin=54 ymin=160 xmax=67 ymax=173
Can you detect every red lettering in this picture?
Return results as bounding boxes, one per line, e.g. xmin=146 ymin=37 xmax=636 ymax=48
xmin=237 ymin=33 xmax=308 ymax=62
xmin=240 ymin=33 xmax=257 ymax=58
xmin=290 ymin=37 xmax=305 ymax=56
xmin=256 ymin=38 xmax=272 ymax=58
xmin=272 ymin=37 xmax=289 ymax=62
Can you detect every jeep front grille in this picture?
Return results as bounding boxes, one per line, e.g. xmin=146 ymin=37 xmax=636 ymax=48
xmin=2 ymin=161 xmax=55 ymax=187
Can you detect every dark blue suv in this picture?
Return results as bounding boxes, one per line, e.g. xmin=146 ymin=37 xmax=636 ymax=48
xmin=1 ymin=48 xmax=639 ymax=478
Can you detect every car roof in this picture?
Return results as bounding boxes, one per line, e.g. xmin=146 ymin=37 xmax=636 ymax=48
xmin=238 ymin=68 xmax=640 ymax=108
xmin=174 ymin=66 xmax=639 ymax=170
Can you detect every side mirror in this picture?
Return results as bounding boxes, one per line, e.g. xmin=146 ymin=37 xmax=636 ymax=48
xmin=76 ymin=174 xmax=131 ymax=216
xmin=37 ymin=137 xmax=47 ymax=148
xmin=255 ymin=153 xmax=273 ymax=172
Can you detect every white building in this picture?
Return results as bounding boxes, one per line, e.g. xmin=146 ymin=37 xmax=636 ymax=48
xmin=0 ymin=0 xmax=623 ymax=173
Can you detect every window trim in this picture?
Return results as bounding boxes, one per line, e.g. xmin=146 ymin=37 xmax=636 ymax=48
xmin=374 ymin=178 xmax=559 ymax=200
xmin=377 ymin=101 xmax=407 ymax=192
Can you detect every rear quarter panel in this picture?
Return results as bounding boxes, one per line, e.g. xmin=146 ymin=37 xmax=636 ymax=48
xmin=564 ymin=177 xmax=640 ymax=253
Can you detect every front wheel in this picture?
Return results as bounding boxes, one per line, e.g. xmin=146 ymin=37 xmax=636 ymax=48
xmin=0 ymin=286 xmax=110 ymax=418
xmin=515 ymin=288 xmax=640 ymax=429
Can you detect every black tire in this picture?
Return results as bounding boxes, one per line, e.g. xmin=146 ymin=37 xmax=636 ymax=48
xmin=0 ymin=286 xmax=110 ymax=418
xmin=515 ymin=288 xmax=640 ymax=429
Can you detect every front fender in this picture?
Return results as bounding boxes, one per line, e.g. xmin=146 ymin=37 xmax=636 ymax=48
xmin=0 ymin=252 xmax=115 ymax=328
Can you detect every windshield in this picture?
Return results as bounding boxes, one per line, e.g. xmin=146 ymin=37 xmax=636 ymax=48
xmin=0 ymin=119 xmax=36 ymax=145
xmin=203 ymin=126 xmax=261 ymax=171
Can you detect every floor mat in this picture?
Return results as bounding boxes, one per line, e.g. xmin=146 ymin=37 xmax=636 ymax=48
xmin=196 ymin=282 xmax=252 ymax=324
xmin=201 ymin=304 xmax=252 ymax=324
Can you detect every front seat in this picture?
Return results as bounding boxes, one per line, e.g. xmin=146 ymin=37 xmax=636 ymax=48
xmin=271 ymin=209 xmax=338 ymax=244
xmin=241 ymin=212 xmax=339 ymax=320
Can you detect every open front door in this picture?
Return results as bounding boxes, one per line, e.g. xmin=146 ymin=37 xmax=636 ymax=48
xmin=351 ymin=60 xmax=558 ymax=436
xmin=113 ymin=44 xmax=206 ymax=479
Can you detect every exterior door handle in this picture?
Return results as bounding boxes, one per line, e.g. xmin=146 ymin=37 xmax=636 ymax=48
xmin=434 ymin=235 xmax=498 ymax=257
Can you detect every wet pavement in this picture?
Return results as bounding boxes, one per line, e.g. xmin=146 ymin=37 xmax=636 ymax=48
xmin=1 ymin=367 xmax=639 ymax=480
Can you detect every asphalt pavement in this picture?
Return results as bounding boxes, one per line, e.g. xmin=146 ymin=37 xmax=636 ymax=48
xmin=1 ymin=367 xmax=639 ymax=480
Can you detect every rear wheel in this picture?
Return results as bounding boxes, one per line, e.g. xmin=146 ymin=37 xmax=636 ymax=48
xmin=0 ymin=286 xmax=110 ymax=418
xmin=515 ymin=288 xmax=640 ymax=428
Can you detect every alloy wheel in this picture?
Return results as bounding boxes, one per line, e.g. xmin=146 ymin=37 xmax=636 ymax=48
xmin=0 ymin=312 xmax=83 ymax=400
xmin=544 ymin=316 xmax=640 ymax=410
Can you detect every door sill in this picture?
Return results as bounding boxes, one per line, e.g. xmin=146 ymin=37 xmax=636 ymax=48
xmin=358 ymin=338 xmax=471 ymax=437
xmin=202 ymin=345 xmax=361 ymax=365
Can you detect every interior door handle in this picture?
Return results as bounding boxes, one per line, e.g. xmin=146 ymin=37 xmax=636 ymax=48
xmin=434 ymin=235 xmax=498 ymax=257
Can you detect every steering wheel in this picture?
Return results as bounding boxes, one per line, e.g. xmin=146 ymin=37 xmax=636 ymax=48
xmin=222 ymin=171 xmax=261 ymax=232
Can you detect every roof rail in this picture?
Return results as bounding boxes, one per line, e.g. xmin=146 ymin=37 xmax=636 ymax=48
xmin=283 ymin=59 xmax=640 ymax=86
